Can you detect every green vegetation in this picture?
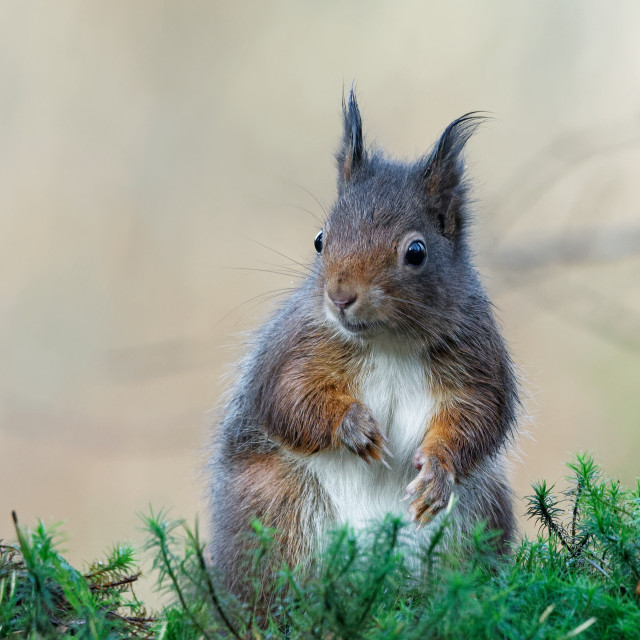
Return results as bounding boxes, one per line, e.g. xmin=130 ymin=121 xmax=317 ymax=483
xmin=1 ymin=455 xmax=639 ymax=639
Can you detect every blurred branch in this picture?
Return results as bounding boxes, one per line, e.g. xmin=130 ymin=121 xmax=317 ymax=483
xmin=488 ymin=226 xmax=640 ymax=272
xmin=487 ymin=121 xmax=640 ymax=245
xmin=487 ymin=115 xmax=640 ymax=355
xmin=525 ymin=282 xmax=640 ymax=353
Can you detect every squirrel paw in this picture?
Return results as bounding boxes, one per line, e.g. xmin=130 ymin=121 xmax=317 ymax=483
xmin=404 ymin=452 xmax=454 ymax=524
xmin=335 ymin=403 xmax=391 ymax=467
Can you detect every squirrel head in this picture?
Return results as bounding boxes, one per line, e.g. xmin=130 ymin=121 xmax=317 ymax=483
xmin=315 ymin=89 xmax=486 ymax=343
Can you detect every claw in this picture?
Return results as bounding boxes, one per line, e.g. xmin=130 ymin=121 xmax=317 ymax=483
xmin=404 ymin=453 xmax=454 ymax=526
xmin=404 ymin=477 xmax=424 ymax=498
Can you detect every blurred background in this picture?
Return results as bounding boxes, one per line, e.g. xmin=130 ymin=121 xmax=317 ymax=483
xmin=1 ymin=0 xmax=639 ymax=601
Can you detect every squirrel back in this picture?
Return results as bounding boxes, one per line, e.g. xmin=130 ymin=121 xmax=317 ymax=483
xmin=207 ymin=90 xmax=519 ymax=602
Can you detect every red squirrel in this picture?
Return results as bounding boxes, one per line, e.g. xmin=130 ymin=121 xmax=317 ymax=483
xmin=207 ymin=90 xmax=519 ymax=598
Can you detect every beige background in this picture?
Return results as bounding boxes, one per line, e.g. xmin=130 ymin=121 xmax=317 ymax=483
xmin=1 ymin=0 xmax=639 ymax=602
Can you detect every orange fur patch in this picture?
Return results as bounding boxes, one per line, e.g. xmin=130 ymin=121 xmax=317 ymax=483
xmin=261 ymin=332 xmax=359 ymax=454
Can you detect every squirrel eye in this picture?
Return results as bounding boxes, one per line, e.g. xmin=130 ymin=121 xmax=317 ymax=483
xmin=314 ymin=229 xmax=324 ymax=253
xmin=405 ymin=240 xmax=426 ymax=266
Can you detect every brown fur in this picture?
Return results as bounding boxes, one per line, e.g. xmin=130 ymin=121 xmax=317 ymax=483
xmin=211 ymin=449 xmax=329 ymax=602
xmin=256 ymin=329 xmax=359 ymax=454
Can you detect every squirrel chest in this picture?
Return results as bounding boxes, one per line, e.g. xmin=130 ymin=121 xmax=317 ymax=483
xmin=305 ymin=343 xmax=437 ymax=528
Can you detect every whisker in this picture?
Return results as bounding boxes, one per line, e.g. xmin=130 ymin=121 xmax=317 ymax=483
xmin=283 ymin=202 xmax=323 ymax=226
xmin=250 ymin=239 xmax=318 ymax=276
xmin=387 ymin=303 xmax=445 ymax=344
xmin=255 ymin=259 xmax=322 ymax=280
xmin=290 ymin=182 xmax=329 ymax=218
xmin=390 ymin=310 xmax=426 ymax=344
xmin=384 ymin=294 xmax=474 ymax=327
xmin=225 ymin=266 xmax=308 ymax=280
xmin=216 ymin=288 xmax=297 ymax=325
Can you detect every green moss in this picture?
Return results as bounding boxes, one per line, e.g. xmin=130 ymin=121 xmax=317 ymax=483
xmin=2 ymin=454 xmax=639 ymax=639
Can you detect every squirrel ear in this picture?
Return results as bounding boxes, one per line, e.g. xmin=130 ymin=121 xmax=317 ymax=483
xmin=336 ymin=87 xmax=365 ymax=190
xmin=422 ymin=113 xmax=486 ymax=238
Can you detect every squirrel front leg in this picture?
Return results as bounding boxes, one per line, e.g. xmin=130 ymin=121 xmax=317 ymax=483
xmin=257 ymin=350 xmax=389 ymax=463
xmin=405 ymin=382 xmax=513 ymax=524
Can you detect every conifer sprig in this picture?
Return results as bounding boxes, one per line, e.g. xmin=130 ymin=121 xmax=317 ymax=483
xmin=1 ymin=511 xmax=154 ymax=638
xmin=1 ymin=454 xmax=639 ymax=639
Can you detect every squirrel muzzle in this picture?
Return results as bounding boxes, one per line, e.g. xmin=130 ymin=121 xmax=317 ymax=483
xmin=324 ymin=276 xmax=385 ymax=335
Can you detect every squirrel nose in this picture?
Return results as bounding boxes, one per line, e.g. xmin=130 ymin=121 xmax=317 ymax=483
xmin=330 ymin=293 xmax=357 ymax=311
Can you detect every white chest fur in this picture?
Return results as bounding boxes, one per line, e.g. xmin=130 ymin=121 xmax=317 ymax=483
xmin=306 ymin=343 xmax=437 ymax=529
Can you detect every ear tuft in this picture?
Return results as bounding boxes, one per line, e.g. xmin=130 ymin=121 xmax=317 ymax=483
xmin=423 ymin=112 xmax=488 ymax=237
xmin=336 ymin=86 xmax=365 ymax=189
xmin=424 ymin=112 xmax=486 ymax=194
